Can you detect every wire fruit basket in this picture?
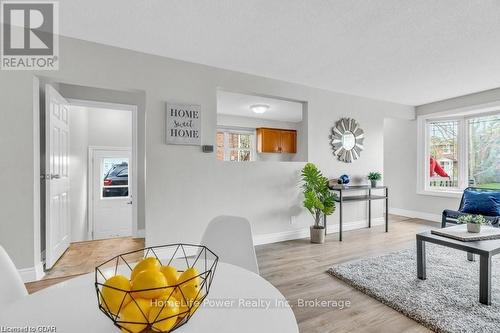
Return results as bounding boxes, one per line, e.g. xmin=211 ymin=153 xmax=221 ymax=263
xmin=95 ymin=244 xmax=218 ymax=333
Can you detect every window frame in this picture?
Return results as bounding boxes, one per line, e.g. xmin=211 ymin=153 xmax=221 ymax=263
xmin=417 ymin=107 xmax=499 ymax=197
xmin=216 ymin=127 xmax=256 ymax=162
xmin=426 ymin=117 xmax=463 ymax=192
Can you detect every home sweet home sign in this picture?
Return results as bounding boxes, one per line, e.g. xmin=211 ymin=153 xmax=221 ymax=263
xmin=165 ymin=103 xmax=201 ymax=145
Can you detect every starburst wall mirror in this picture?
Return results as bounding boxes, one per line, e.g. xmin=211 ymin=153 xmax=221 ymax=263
xmin=330 ymin=118 xmax=364 ymax=163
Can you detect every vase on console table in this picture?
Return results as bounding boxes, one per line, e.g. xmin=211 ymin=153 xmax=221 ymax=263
xmin=367 ymin=172 xmax=382 ymax=188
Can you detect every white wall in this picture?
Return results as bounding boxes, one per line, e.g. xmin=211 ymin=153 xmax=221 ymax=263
xmin=217 ymin=114 xmax=300 ymax=131
xmin=384 ymin=118 xmax=459 ymax=221
xmin=87 ymin=108 xmax=133 ymax=147
xmin=416 ymin=87 xmax=500 ymax=116
xmin=69 ymin=106 xmax=89 ymax=242
xmin=0 ymin=72 xmax=38 ymax=270
xmin=217 ymin=114 xmax=304 ymax=162
xmin=68 ymin=106 xmax=132 ymax=242
xmin=0 ymin=36 xmax=413 ymax=272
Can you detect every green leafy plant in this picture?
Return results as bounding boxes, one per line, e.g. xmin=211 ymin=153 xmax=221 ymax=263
xmin=457 ymin=214 xmax=488 ymax=225
xmin=367 ymin=172 xmax=382 ymax=181
xmin=301 ymin=163 xmax=336 ymax=229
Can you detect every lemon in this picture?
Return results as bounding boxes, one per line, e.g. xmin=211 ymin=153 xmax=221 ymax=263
xmin=160 ymin=265 xmax=179 ymax=286
xmin=101 ymin=275 xmax=132 ymax=315
xmin=131 ymin=257 xmax=161 ymax=281
xmin=178 ymin=296 xmax=204 ymax=318
xmin=174 ymin=284 xmax=200 ymax=303
xmin=177 ymin=267 xmax=201 ymax=288
xmin=119 ymin=298 xmax=151 ymax=333
xmin=148 ymin=296 xmax=180 ymax=332
xmin=176 ymin=284 xmax=203 ymax=318
xmin=156 ymin=293 xmax=180 ymax=307
xmin=131 ymin=269 xmax=168 ymax=299
xmin=188 ymin=295 xmax=203 ymax=316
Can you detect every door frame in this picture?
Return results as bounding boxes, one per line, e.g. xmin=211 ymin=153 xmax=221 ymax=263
xmin=33 ymin=86 xmax=141 ymax=279
xmin=88 ymin=146 xmax=134 ymax=240
xmin=68 ymin=99 xmax=139 ymax=239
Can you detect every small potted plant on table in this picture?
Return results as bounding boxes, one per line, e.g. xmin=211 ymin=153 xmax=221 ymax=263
xmin=301 ymin=163 xmax=336 ymax=244
xmin=367 ymin=172 xmax=382 ymax=188
xmin=458 ymin=214 xmax=487 ymax=233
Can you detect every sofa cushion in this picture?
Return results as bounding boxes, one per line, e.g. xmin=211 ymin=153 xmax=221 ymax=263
xmin=460 ymin=190 xmax=500 ymax=216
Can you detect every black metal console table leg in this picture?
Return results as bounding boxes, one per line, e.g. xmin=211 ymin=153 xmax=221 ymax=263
xmin=324 ymin=214 xmax=327 ymax=236
xmin=479 ymin=254 xmax=491 ymax=305
xmin=385 ymin=187 xmax=389 ymax=232
xmin=339 ymin=192 xmax=343 ymax=242
xmin=417 ymin=238 xmax=426 ymax=280
xmin=368 ymin=188 xmax=371 ymax=228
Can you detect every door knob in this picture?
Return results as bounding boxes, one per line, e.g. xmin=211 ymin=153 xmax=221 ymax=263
xmin=126 ymin=201 xmax=133 ymax=205
xmin=50 ymin=174 xmax=60 ymax=179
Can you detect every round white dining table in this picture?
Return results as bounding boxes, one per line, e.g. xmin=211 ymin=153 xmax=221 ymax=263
xmin=0 ymin=262 xmax=298 ymax=333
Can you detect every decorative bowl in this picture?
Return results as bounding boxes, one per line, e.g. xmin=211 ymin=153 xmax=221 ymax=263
xmin=338 ymin=174 xmax=350 ymax=184
xmin=95 ymin=244 xmax=218 ymax=333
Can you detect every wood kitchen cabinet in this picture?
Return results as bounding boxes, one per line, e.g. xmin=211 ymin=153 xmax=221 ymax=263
xmin=256 ymin=128 xmax=297 ymax=154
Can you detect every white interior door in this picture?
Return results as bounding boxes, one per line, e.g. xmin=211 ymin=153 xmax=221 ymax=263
xmin=91 ymin=149 xmax=133 ymax=239
xmin=45 ymin=85 xmax=71 ymax=269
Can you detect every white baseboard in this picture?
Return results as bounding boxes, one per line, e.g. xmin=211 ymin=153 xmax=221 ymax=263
xmin=135 ymin=229 xmax=145 ymax=238
xmin=253 ymin=217 xmax=385 ymax=246
xmin=389 ymin=208 xmax=441 ymax=223
xmin=19 ymin=261 xmax=45 ymax=283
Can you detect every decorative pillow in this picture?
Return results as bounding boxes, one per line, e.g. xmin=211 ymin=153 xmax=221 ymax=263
xmin=460 ymin=190 xmax=500 ymax=216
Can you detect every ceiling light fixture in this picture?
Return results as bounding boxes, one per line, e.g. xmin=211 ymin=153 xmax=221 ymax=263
xmin=250 ymin=104 xmax=270 ymax=114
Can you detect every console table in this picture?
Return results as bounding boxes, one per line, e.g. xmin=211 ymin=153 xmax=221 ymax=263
xmin=326 ymin=185 xmax=389 ymax=241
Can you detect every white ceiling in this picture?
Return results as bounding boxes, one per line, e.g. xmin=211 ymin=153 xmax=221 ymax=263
xmin=59 ymin=0 xmax=500 ymax=106
xmin=217 ymin=91 xmax=303 ymax=123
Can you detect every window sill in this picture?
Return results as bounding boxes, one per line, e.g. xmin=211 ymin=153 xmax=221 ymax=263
xmin=417 ymin=189 xmax=462 ymax=199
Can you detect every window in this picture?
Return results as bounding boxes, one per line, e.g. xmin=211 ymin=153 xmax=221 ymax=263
xmin=468 ymin=114 xmax=500 ymax=189
xmin=216 ymin=129 xmax=255 ymax=162
xmin=101 ymin=158 xmax=129 ymax=198
xmin=428 ymin=120 xmax=459 ymax=189
xmin=422 ymin=112 xmax=499 ymax=193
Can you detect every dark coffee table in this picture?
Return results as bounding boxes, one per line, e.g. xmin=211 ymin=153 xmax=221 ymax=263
xmin=416 ymin=231 xmax=500 ymax=305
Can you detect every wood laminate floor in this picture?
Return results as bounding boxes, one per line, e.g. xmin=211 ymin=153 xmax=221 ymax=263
xmin=25 ymin=237 xmax=145 ymax=293
xmin=26 ymin=216 xmax=437 ymax=332
xmin=255 ymin=215 xmax=437 ymax=333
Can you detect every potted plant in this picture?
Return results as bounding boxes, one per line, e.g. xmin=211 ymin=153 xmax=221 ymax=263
xmin=457 ymin=214 xmax=487 ymax=233
xmin=301 ymin=163 xmax=336 ymax=244
xmin=367 ymin=172 xmax=382 ymax=188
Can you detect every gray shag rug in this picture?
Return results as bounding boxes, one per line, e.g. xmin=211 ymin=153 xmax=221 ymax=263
xmin=327 ymin=244 xmax=500 ymax=333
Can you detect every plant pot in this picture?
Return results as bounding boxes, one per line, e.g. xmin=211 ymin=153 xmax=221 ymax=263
xmin=467 ymin=223 xmax=481 ymax=233
xmin=310 ymin=226 xmax=325 ymax=244
xmin=370 ymin=180 xmax=377 ymax=188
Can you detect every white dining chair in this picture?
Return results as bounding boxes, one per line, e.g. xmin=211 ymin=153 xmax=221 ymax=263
xmin=201 ymin=215 xmax=260 ymax=275
xmin=0 ymin=245 xmax=28 ymax=309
